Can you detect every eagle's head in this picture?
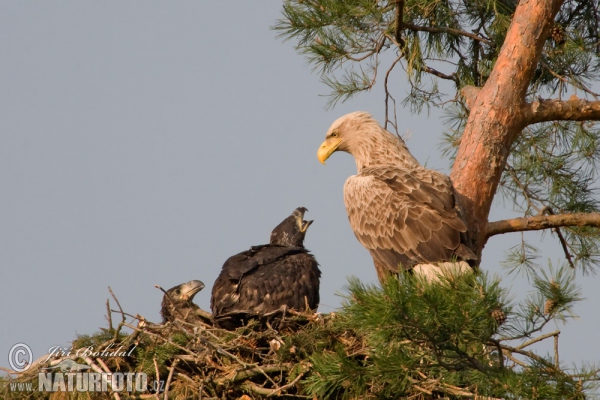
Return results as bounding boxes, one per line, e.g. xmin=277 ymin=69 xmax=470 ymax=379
xmin=161 ymin=280 xmax=205 ymax=323
xmin=269 ymin=207 xmax=313 ymax=247
xmin=317 ymin=111 xmax=419 ymax=171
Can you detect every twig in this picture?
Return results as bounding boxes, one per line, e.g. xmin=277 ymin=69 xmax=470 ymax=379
xmin=121 ymin=322 xmax=197 ymax=356
xmin=539 ymin=61 xmax=600 ymax=99
xmin=164 ymin=359 xmax=179 ymax=400
xmin=96 ymin=358 xmax=121 ymax=400
xmin=554 ymin=332 xmax=560 ymax=369
xmin=516 ymin=330 xmax=560 ymax=350
xmin=96 ymin=357 xmax=112 ymax=373
xmin=540 ymin=207 xmax=576 ymax=268
xmin=268 ymin=371 xmax=306 ymax=397
xmin=214 ymin=364 xmax=292 ymax=385
xmin=109 ymin=287 xmax=125 ymax=323
xmin=241 ymin=380 xmax=311 ymax=398
xmin=504 ymin=352 xmax=528 ymax=367
xmin=402 ymin=22 xmax=493 ymax=46
xmin=422 ymin=64 xmax=457 ymax=82
xmin=153 ymin=357 xmax=161 ymax=400
xmin=394 ymin=0 xmax=405 ymax=47
xmin=499 ymin=344 xmax=552 ymax=366
xmin=108 ymin=286 xmax=126 ymax=341
xmin=487 ymin=339 xmax=505 ymax=369
xmin=384 ymin=55 xmax=403 ymax=133
xmin=106 ymin=299 xmax=113 ymax=332
xmin=175 ymin=371 xmax=197 ymax=385
xmin=82 ymin=356 xmax=121 ymax=400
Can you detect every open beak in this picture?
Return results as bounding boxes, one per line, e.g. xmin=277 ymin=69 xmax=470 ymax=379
xmin=317 ymin=137 xmax=343 ymax=165
xmin=293 ymin=207 xmax=313 ymax=232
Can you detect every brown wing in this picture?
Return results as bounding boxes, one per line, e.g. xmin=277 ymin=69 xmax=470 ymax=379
xmin=344 ymin=166 xmax=475 ymax=278
xmin=211 ymin=245 xmax=320 ymax=326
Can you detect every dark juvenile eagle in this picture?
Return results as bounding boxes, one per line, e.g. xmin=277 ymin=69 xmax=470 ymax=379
xmin=317 ymin=111 xmax=476 ymax=283
xmin=211 ymin=207 xmax=320 ymax=329
xmin=161 ymin=280 xmax=212 ymax=325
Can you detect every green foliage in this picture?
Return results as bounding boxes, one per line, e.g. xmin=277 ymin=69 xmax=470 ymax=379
xmin=304 ymin=271 xmax=597 ymax=399
xmin=71 ymin=328 xmax=127 ymax=350
xmin=495 ymin=119 xmax=600 ymax=273
xmin=134 ymin=331 xmax=190 ymax=378
xmin=276 ymin=0 xmax=600 ymax=109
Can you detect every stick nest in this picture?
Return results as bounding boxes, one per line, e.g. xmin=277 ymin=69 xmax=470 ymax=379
xmin=2 ymin=291 xmax=337 ymax=399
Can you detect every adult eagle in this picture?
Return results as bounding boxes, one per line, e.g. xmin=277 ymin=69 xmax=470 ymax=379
xmin=211 ymin=207 xmax=320 ymax=329
xmin=317 ymin=111 xmax=476 ymax=283
xmin=161 ymin=280 xmax=212 ymax=325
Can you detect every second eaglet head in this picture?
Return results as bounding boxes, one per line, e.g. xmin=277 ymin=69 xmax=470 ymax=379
xmin=269 ymin=207 xmax=313 ymax=247
xmin=164 ymin=280 xmax=204 ymax=307
xmin=161 ymin=280 xmax=205 ymax=323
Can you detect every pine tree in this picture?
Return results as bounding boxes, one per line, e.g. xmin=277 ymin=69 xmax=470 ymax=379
xmin=275 ymin=0 xmax=600 ymax=397
xmin=4 ymin=3 xmax=599 ymax=398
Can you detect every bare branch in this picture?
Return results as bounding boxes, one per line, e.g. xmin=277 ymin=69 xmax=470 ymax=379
xmin=422 ymin=64 xmax=457 ymax=82
xmin=486 ymin=213 xmax=600 ymax=238
xmin=402 ymin=22 xmax=493 ymax=46
xmin=384 ymin=55 xmax=403 ymax=131
xmin=542 ymin=207 xmax=576 ymax=269
xmin=539 ymin=60 xmax=600 ymax=98
xmin=516 ymin=330 xmax=560 ymax=350
xmin=106 ymin=299 xmax=113 ymax=332
xmin=523 ymin=97 xmax=600 ymax=125
xmin=153 ymin=358 xmax=161 ymax=400
xmin=164 ymin=359 xmax=179 ymax=400
xmin=554 ymin=333 xmax=560 ymax=369
xmin=394 ymin=0 xmax=405 ymax=47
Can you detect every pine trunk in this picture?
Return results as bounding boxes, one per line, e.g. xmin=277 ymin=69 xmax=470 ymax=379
xmin=450 ymin=0 xmax=564 ymax=257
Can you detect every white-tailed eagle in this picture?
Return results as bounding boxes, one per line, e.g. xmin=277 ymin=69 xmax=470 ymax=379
xmin=317 ymin=111 xmax=476 ymax=283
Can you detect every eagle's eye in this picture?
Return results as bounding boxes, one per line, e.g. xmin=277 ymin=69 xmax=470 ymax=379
xmin=330 ymin=131 xmax=339 ymax=138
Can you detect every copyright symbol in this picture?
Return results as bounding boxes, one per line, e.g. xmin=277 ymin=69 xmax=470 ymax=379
xmin=8 ymin=343 xmax=33 ymax=372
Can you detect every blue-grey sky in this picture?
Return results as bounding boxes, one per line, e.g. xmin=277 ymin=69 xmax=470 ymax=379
xmin=1 ymin=2 xmax=598 ymax=372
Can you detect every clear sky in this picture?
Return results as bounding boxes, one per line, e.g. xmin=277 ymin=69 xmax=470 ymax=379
xmin=1 ymin=2 xmax=598 ymax=372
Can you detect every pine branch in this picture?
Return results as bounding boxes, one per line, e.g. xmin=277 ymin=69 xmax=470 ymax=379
xmin=394 ymin=0 xmax=405 ymax=47
xmin=523 ymin=97 xmax=600 ymax=125
xmin=402 ymin=22 xmax=493 ymax=46
xmin=423 ymin=64 xmax=457 ymax=82
xmin=486 ymin=212 xmax=600 ymax=238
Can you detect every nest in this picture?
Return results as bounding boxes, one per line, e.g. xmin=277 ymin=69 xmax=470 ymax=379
xmin=1 ymin=287 xmax=334 ymax=399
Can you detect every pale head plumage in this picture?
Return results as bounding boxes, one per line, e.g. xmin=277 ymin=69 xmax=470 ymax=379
xmin=319 ymin=111 xmax=420 ymax=171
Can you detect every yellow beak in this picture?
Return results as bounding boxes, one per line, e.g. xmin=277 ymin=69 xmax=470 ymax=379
xmin=317 ymin=138 xmax=342 ymax=165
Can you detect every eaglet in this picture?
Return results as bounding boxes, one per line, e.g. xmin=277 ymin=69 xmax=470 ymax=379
xmin=161 ymin=280 xmax=212 ymax=325
xmin=317 ymin=111 xmax=477 ymax=283
xmin=211 ymin=207 xmax=321 ymax=329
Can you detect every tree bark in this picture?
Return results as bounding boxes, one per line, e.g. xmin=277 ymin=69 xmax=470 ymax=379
xmin=522 ymin=97 xmax=600 ymax=125
xmin=450 ymin=0 xmax=564 ymax=258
